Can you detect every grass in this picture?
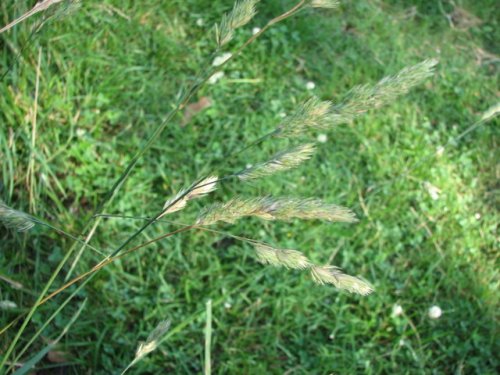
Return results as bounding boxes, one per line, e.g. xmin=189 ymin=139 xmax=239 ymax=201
xmin=0 ymin=0 xmax=498 ymax=373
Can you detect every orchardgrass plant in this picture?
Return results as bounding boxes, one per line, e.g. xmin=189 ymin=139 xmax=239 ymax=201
xmin=0 ymin=0 xmax=444 ymax=372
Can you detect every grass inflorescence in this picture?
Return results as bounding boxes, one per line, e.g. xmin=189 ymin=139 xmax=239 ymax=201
xmin=0 ymin=0 xmax=498 ymax=373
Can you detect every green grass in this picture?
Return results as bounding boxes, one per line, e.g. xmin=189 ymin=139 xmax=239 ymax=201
xmin=0 ymin=0 xmax=498 ymax=373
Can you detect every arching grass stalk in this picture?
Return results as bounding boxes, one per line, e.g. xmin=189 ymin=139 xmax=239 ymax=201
xmin=65 ymin=0 xmax=307 ymax=280
xmin=0 ymin=2 xmax=309 ymax=367
xmin=5 ymin=225 xmax=194 ymax=374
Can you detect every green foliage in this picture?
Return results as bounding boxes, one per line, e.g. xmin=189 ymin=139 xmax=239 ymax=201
xmin=0 ymin=0 xmax=498 ymax=374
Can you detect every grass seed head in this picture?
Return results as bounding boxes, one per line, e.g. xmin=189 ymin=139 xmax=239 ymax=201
xmin=330 ymin=59 xmax=439 ymax=124
xmin=216 ymin=0 xmax=260 ymax=47
xmin=276 ymin=60 xmax=438 ymax=138
xmin=254 ymin=244 xmax=312 ymax=270
xmin=253 ymin=243 xmax=372 ymax=295
xmin=238 ymin=143 xmax=316 ymax=180
xmin=310 ymin=265 xmax=374 ymax=295
xmin=161 ymin=176 xmax=218 ymax=218
xmin=0 ymin=201 xmax=35 ymax=232
xmin=134 ymin=320 xmax=171 ymax=361
xmin=197 ymin=197 xmax=357 ymax=225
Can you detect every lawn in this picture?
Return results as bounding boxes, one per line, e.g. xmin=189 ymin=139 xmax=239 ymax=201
xmin=0 ymin=0 xmax=498 ymax=373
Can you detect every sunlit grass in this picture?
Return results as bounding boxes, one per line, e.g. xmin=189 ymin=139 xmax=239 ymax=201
xmin=0 ymin=0 xmax=498 ymax=373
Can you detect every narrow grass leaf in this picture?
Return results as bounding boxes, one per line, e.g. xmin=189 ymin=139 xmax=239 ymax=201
xmin=13 ymin=298 xmax=87 ymax=375
xmin=204 ymin=300 xmax=212 ymax=375
xmin=309 ymin=0 xmax=340 ymax=9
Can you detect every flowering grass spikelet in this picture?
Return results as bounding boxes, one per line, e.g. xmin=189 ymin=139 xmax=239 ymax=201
xmin=0 ymin=200 xmax=36 ymax=232
xmin=197 ymin=197 xmax=357 ymax=225
xmin=276 ymin=60 xmax=437 ymax=138
xmin=310 ymin=265 xmax=374 ymax=295
xmin=125 ymin=319 xmax=171 ymax=373
xmin=275 ymin=97 xmax=333 ymax=137
xmin=238 ymin=143 xmax=316 ymax=180
xmin=330 ymin=59 xmax=439 ymax=124
xmin=480 ymin=102 xmax=500 ymax=122
xmin=254 ymin=243 xmax=311 ymax=270
xmin=160 ymin=176 xmax=218 ymax=218
xmin=252 ymin=243 xmax=372 ymax=295
xmin=216 ymin=0 xmax=260 ymax=47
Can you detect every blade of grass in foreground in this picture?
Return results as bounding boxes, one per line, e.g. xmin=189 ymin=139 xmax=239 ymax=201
xmin=0 ymin=2 xmax=309 ymax=368
xmin=12 ymin=298 xmax=87 ymax=375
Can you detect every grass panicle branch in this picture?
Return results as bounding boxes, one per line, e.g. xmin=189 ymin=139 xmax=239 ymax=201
xmin=254 ymin=243 xmax=373 ymax=295
xmin=480 ymin=102 xmax=500 ymax=122
xmin=159 ymin=175 xmax=218 ymax=218
xmin=121 ymin=320 xmax=172 ymax=374
xmin=237 ymin=143 xmax=316 ymax=180
xmin=276 ymin=97 xmax=332 ymax=137
xmin=310 ymin=266 xmax=374 ymax=295
xmin=331 ymin=59 xmax=439 ymax=123
xmin=276 ymin=59 xmax=438 ymax=137
xmin=254 ymin=243 xmax=311 ymax=270
xmin=0 ymin=3 xmax=312 ymax=366
xmin=216 ymin=0 xmax=260 ymax=46
xmin=0 ymin=0 xmax=66 ymax=34
xmin=197 ymin=197 xmax=358 ymax=225
xmin=0 ymin=200 xmax=36 ymax=232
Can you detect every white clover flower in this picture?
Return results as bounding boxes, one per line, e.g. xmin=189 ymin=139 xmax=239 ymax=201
xmin=399 ymin=339 xmax=405 ymax=347
xmin=424 ymin=181 xmax=440 ymax=201
xmin=212 ymin=52 xmax=232 ymax=67
xmin=306 ymin=81 xmax=316 ymax=90
xmin=224 ymin=301 xmax=232 ymax=309
xmin=208 ymin=71 xmax=225 ymax=84
xmin=436 ymin=145 xmax=445 ymax=157
xmin=317 ymin=133 xmax=328 ymax=143
xmin=392 ymin=304 xmax=404 ymax=317
xmin=252 ymin=27 xmax=261 ymax=35
xmin=474 ymin=213 xmax=481 ymax=220
xmin=76 ymin=128 xmax=85 ymax=137
xmin=196 ymin=18 xmax=204 ymax=27
xmin=428 ymin=305 xmax=442 ymax=319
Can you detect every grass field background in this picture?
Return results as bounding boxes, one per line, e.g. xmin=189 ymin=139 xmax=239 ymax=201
xmin=0 ymin=0 xmax=498 ymax=373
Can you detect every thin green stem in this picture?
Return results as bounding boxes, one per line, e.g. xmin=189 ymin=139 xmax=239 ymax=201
xmin=204 ymin=299 xmax=213 ymax=375
xmin=1 ymin=1 xmax=307 ymax=367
